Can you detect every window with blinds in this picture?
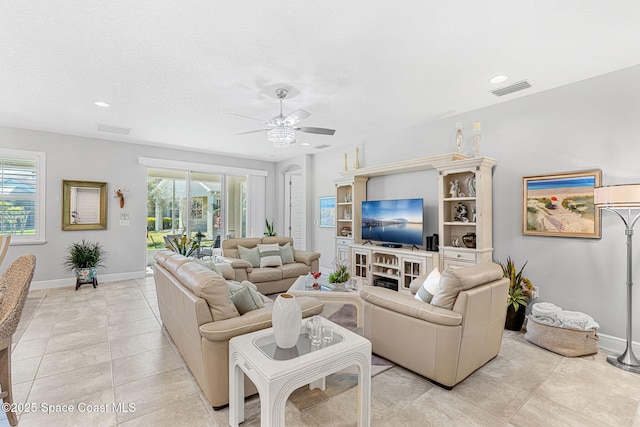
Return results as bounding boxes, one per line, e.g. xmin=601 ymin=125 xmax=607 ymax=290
xmin=0 ymin=149 xmax=46 ymax=243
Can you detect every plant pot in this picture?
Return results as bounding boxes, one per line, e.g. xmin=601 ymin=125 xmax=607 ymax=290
xmin=272 ymin=294 xmax=302 ymax=349
xmin=74 ymin=267 xmax=97 ymax=284
xmin=505 ymin=305 xmax=526 ymax=331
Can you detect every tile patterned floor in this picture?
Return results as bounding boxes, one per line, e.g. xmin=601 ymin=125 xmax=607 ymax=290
xmin=0 ymin=277 xmax=638 ymax=426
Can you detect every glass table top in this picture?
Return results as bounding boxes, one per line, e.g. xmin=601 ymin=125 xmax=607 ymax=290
xmin=254 ymin=327 xmax=344 ymax=361
xmin=294 ymin=274 xmax=358 ymax=293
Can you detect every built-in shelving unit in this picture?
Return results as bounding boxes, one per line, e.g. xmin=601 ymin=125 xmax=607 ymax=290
xmin=333 ymin=176 xmax=368 ymax=262
xmin=437 ymin=157 xmax=496 ymax=270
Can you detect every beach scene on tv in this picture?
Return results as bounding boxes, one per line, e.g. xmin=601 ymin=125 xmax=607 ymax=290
xmin=361 ymin=198 xmax=424 ymax=245
xmin=526 ymin=175 xmax=596 ymax=233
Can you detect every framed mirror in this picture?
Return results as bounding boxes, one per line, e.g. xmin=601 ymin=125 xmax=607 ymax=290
xmin=62 ymin=180 xmax=107 ymax=230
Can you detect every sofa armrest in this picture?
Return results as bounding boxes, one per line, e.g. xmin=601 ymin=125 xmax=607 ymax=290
xmin=220 ymin=257 xmax=253 ymax=272
xmin=216 ymin=263 xmax=235 ymax=280
xmin=293 ymin=250 xmax=321 ymax=266
xmin=360 ymin=286 xmax=462 ymax=327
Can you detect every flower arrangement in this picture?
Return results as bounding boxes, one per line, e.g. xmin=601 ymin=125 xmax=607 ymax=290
xmin=328 ymin=258 xmax=350 ymax=285
xmin=165 ymin=235 xmax=199 ymax=257
xmin=499 ymin=257 xmax=536 ymax=312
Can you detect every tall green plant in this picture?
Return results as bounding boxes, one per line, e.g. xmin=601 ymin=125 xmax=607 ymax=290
xmin=499 ymin=257 xmax=536 ymax=311
xmin=264 ymin=219 xmax=276 ymax=237
xmin=63 ymin=239 xmax=107 ymax=270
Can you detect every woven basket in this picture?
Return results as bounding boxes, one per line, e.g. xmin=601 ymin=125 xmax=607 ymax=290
xmin=524 ymin=318 xmax=599 ymax=357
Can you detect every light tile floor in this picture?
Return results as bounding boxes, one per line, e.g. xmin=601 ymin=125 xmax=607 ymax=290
xmin=1 ymin=277 xmax=638 ymax=426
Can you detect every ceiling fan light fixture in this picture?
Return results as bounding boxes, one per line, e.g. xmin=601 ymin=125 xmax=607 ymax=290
xmin=268 ymin=126 xmax=295 ymax=148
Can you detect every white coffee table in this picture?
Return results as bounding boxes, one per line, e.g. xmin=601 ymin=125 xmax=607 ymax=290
xmin=287 ymin=274 xmax=364 ymax=327
xmin=229 ymin=318 xmax=371 ymax=426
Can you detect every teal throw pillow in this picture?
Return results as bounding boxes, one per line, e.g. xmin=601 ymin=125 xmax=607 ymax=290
xmin=227 ymin=280 xmax=265 ymax=315
xmin=238 ymin=245 xmax=260 ymax=268
xmin=279 ymin=242 xmax=295 ymax=264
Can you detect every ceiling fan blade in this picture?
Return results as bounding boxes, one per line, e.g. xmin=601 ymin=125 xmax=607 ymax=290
xmin=236 ymin=129 xmax=268 ymax=135
xmin=283 ymin=109 xmax=310 ymax=126
xmin=296 ymin=126 xmax=336 ymax=136
xmin=230 ymin=113 xmax=267 ymax=123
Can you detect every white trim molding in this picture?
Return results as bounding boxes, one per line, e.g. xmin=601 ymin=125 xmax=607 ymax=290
xmin=598 ymin=332 xmax=640 ymax=356
xmin=138 ymin=156 xmax=268 ymax=177
xmin=31 ymin=271 xmax=146 ymax=291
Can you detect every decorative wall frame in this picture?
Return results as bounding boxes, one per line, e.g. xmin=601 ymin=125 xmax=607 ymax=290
xmin=522 ymin=170 xmax=602 ymax=238
xmin=62 ymin=180 xmax=107 ymax=230
xmin=319 ymin=196 xmax=336 ymax=228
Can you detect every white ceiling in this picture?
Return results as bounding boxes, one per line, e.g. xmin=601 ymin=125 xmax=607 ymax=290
xmin=1 ymin=1 xmax=640 ymax=162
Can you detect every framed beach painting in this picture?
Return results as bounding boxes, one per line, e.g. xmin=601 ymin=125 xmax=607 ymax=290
xmin=523 ymin=170 xmax=602 ymax=238
xmin=319 ymin=196 xmax=335 ymax=228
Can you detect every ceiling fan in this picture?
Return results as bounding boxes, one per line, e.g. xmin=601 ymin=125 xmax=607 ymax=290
xmin=233 ymin=89 xmax=335 ymax=148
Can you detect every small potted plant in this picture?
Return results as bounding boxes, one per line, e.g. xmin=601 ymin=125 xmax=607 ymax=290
xmin=328 ymin=258 xmax=351 ymax=288
xmin=63 ymin=239 xmax=107 ymax=290
xmin=499 ymin=257 xmax=536 ymax=331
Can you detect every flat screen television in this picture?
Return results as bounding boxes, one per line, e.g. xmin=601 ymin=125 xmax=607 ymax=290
xmin=361 ymin=198 xmax=424 ymax=246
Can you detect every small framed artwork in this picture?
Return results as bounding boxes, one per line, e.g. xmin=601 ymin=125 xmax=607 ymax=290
xmin=523 ymin=169 xmax=602 ymax=238
xmin=319 ymin=196 xmax=336 ymax=228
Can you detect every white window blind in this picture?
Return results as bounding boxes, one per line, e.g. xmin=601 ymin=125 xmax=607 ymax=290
xmin=0 ymin=149 xmax=46 ymax=243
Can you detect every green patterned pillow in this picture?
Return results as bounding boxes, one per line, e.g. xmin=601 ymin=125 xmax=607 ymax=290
xmin=227 ymin=280 xmax=265 ymax=315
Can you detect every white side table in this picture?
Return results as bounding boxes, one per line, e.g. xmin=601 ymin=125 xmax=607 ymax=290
xmin=229 ymin=318 xmax=371 ymax=426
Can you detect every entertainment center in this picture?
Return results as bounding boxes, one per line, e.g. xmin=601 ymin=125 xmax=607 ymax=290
xmin=333 ymin=153 xmax=496 ymax=293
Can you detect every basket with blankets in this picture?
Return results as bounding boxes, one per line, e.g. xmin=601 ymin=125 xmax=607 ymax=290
xmin=524 ymin=302 xmax=599 ymax=357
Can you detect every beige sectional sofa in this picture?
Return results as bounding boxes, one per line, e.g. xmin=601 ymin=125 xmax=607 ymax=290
xmin=153 ymin=250 xmax=324 ymax=409
xmin=221 ymin=236 xmax=321 ymax=295
xmin=360 ymin=263 xmax=509 ymax=388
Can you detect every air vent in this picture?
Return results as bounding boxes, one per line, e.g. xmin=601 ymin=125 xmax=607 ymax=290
xmin=315 ymin=144 xmax=331 ymax=150
xmin=98 ymin=124 xmax=131 ymax=135
xmin=490 ymin=80 xmax=532 ymax=97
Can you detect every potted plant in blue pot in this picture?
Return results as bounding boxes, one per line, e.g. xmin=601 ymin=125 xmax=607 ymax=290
xmin=64 ymin=239 xmax=106 ymax=290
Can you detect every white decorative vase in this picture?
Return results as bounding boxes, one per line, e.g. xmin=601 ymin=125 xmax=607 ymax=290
xmin=272 ymin=293 xmax=302 ymax=349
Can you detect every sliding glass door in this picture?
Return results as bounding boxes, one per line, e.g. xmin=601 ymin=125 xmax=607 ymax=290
xmin=147 ymin=169 xmax=247 ymax=264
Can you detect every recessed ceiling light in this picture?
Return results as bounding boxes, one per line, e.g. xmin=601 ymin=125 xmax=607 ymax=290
xmin=301 ymin=142 xmax=310 ymax=146
xmin=489 ymin=75 xmax=508 ymax=84
xmin=94 ymin=101 xmax=110 ymax=108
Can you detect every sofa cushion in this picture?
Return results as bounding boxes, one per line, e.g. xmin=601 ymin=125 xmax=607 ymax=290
xmin=227 ymin=281 xmax=266 ymax=315
xmin=279 ymin=243 xmax=295 ymax=264
xmin=415 ymin=268 xmax=441 ymax=304
xmin=257 ymin=243 xmax=283 ymax=268
xmin=238 ymin=245 xmax=260 ymax=268
xmin=172 ymin=261 xmax=240 ymax=321
xmin=278 ymin=262 xmax=312 ymax=279
xmin=431 ymin=263 xmax=504 ymax=310
xmin=248 ymin=267 xmax=283 ymax=283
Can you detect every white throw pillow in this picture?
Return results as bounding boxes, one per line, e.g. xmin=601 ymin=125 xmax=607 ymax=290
xmin=257 ymin=243 xmax=283 ymax=268
xmin=415 ymin=268 xmax=441 ymax=303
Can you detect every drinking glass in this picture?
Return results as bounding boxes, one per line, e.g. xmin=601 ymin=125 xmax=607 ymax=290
xmin=309 ymin=316 xmax=322 ymax=346
xmin=322 ymin=324 xmax=333 ymax=343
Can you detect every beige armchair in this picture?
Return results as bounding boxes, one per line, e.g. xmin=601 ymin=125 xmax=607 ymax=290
xmin=360 ymin=263 xmax=509 ymax=388
xmin=0 ymin=254 xmax=36 ymax=425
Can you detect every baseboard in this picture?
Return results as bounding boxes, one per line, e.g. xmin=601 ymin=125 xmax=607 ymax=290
xmin=31 ymin=271 xmax=147 ymax=291
xmin=598 ymin=332 xmax=640 ymax=355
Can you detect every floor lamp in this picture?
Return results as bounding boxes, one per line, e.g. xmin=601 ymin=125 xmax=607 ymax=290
xmin=594 ymin=184 xmax=640 ymax=373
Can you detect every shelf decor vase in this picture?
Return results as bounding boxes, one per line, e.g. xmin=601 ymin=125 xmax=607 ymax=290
xmin=462 ymin=232 xmax=476 ymax=248
xmin=272 ymin=294 xmax=302 ymax=349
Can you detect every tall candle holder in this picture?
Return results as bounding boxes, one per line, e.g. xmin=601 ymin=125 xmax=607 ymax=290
xmin=473 ymin=122 xmax=482 ymax=157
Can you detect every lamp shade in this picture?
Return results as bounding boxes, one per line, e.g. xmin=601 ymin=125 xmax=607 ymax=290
xmin=594 ymin=184 xmax=640 ymax=208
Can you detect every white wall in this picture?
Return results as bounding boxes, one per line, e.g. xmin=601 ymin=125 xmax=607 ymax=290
xmin=308 ymin=64 xmax=640 ymax=343
xmin=0 ymin=126 xmax=276 ymax=286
